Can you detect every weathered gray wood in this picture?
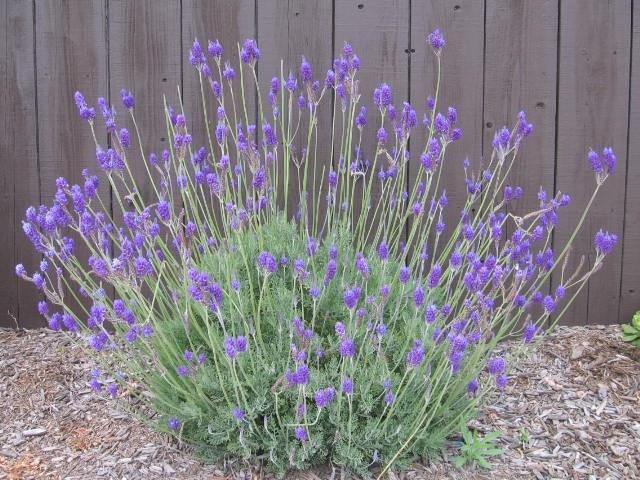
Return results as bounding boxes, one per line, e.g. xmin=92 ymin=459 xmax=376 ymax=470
xmin=108 ymin=0 xmax=181 ymax=218
xmin=484 ymin=0 xmax=558 ymax=329
xmin=619 ymin=3 xmax=640 ymax=324
xmin=411 ymin=1 xmax=485 ymax=250
xmin=258 ymin=0 xmax=333 ymax=228
xmin=554 ymin=0 xmax=630 ymax=325
xmin=1 ymin=1 xmax=40 ymax=328
xmin=335 ymin=0 xmax=410 ymax=247
xmin=182 ymin=0 xmax=256 ymax=156
xmin=483 ymin=0 xmax=557 ymax=226
xmin=35 ymin=0 xmax=110 ymax=325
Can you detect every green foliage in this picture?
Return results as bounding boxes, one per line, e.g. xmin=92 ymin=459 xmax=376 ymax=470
xmin=621 ymin=311 xmax=640 ymax=347
xmin=451 ymin=427 xmax=503 ymax=470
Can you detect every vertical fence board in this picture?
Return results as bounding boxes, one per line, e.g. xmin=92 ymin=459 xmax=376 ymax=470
xmin=483 ymin=0 xmax=557 ymax=223
xmin=620 ymin=3 xmax=640 ymax=323
xmin=34 ymin=0 xmax=110 ymax=326
xmin=335 ymin=0 xmax=410 ymax=248
xmin=484 ymin=0 xmax=558 ymax=328
xmin=182 ymin=0 xmax=256 ymax=161
xmin=108 ymin=0 xmax=181 ymax=219
xmin=411 ymin=1 xmax=485 ymax=251
xmin=258 ymin=0 xmax=333 ymax=226
xmin=1 ymin=1 xmax=40 ymax=328
xmin=554 ymin=0 xmax=630 ymax=325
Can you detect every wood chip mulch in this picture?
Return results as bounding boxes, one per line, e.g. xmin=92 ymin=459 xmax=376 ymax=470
xmin=1 ymin=325 xmax=638 ymax=479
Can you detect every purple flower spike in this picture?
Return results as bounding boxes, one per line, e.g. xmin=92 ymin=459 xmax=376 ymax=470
xmin=428 ymin=263 xmax=442 ymax=289
xmin=240 ymin=38 xmax=260 ymax=64
xmin=427 ymin=29 xmax=446 ymax=51
xmin=399 ymin=266 xmax=410 ymax=284
xmin=343 ymin=286 xmax=362 ymax=310
xmin=232 ymin=407 xmax=245 ymax=421
xmin=120 ymin=89 xmax=135 ymax=109
xmin=355 ymin=253 xmax=370 ymax=277
xmin=523 ymin=323 xmax=538 ymax=343
xmin=594 ymin=229 xmax=618 ymax=255
xmin=314 ymin=387 xmax=335 ymax=408
xmin=487 ymin=356 xmax=506 ymax=375
xmin=406 ymin=340 xmax=425 ymax=368
xmin=467 ymin=378 xmax=479 ymax=395
xmin=208 ymin=39 xmax=223 ymax=58
xmin=257 ymin=251 xmax=278 ymax=274
xmin=413 ymin=286 xmax=425 ymax=307
xmin=300 ymin=56 xmax=313 ymax=83
xmin=167 ymin=417 xmax=181 ymax=430
xmin=295 ymin=426 xmax=308 ymax=442
xmin=342 ymin=377 xmax=354 ymax=395
xmin=339 ymin=338 xmax=356 ymax=358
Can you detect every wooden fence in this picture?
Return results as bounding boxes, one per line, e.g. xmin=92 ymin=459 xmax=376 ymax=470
xmin=1 ymin=0 xmax=638 ymax=328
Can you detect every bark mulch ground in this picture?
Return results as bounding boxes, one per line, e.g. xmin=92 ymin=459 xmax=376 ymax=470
xmin=1 ymin=325 xmax=638 ymax=479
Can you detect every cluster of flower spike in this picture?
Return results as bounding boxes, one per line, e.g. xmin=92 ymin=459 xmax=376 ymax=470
xmin=15 ymin=28 xmax=619 ymax=471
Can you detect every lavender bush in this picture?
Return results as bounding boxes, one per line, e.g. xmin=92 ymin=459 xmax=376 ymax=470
xmin=17 ymin=30 xmax=618 ymax=476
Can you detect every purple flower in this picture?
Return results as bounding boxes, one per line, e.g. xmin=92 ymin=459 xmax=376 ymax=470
xmin=314 ymin=387 xmax=335 ymax=408
xmin=523 ymin=323 xmax=538 ymax=343
xmin=487 ymin=356 xmax=506 ymax=375
xmin=286 ymin=364 xmax=310 ymax=385
xmin=74 ymin=91 xmax=96 ymax=121
xmin=355 ymin=106 xmax=367 ymax=128
xmin=413 ymin=286 xmax=425 ymax=307
xmin=208 ymin=39 xmax=223 ymax=58
xmin=377 ymin=242 xmax=389 ymax=261
xmin=602 ymin=147 xmax=617 ymax=174
xmin=134 ymin=256 xmax=153 ymax=277
xmin=496 ymin=374 xmax=508 ymax=389
xmin=334 ymin=321 xmax=346 ymax=337
xmin=257 ymin=251 xmax=278 ymax=274
xmin=384 ymin=391 xmax=396 ymax=405
xmin=427 ymin=29 xmax=446 ymax=51
xmin=542 ymin=295 xmax=555 ymax=314
xmin=167 ymin=417 xmax=181 ymax=430
xmin=355 ymin=253 xmax=370 ymax=277
xmin=295 ymin=426 xmax=308 ymax=442
xmin=120 ymin=89 xmax=135 ymax=109
xmin=328 ymin=170 xmax=338 ymax=189
xmin=15 ymin=264 xmax=26 ymax=277
xmin=373 ymin=83 xmax=393 ymax=108
xmin=594 ymin=229 xmax=618 ymax=255
xmin=343 ymin=286 xmax=361 ymax=309
xmin=252 ymin=167 xmax=266 ymax=191
xmin=176 ymin=364 xmax=189 ymax=377
xmin=224 ymin=336 xmax=248 ymax=360
xmin=223 ymin=62 xmax=235 ymax=81
xmin=399 ymin=266 xmax=410 ymax=284
xmin=107 ymin=383 xmax=119 ymax=397
xmin=232 ymin=407 xmax=245 ymax=421
xmin=406 ymin=340 xmax=425 ymax=368
xmin=62 ymin=313 xmax=79 ymax=332
xmin=300 ymin=56 xmax=313 ymax=82
xmin=240 ymin=38 xmax=260 ymax=64
xmin=339 ymin=338 xmax=356 ymax=358
xmin=342 ymin=377 xmax=354 ymax=395
xmin=467 ymin=378 xmax=479 ymax=395
xmin=428 ymin=263 xmax=442 ymax=289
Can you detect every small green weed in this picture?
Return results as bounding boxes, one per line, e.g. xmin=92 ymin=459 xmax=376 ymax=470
xmin=452 ymin=427 xmax=503 ymax=470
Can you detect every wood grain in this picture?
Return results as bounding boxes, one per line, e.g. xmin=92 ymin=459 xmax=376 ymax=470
xmin=1 ymin=1 xmax=40 ymax=327
xmin=619 ymin=2 xmax=640 ymax=324
xmin=553 ymin=0 xmax=630 ymax=325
